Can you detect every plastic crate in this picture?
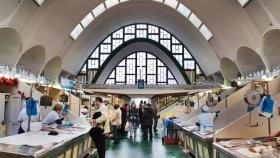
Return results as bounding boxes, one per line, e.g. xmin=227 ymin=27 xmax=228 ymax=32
xmin=162 ymin=136 xmax=178 ymax=145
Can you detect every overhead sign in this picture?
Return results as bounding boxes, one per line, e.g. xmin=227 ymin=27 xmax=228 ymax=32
xmin=138 ymin=79 xmax=144 ymax=89
xmin=61 ymin=77 xmax=76 ymax=90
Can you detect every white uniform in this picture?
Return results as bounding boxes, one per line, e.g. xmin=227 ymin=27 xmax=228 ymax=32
xmin=42 ymin=111 xmax=61 ymax=125
xmin=18 ymin=108 xmax=40 ymax=123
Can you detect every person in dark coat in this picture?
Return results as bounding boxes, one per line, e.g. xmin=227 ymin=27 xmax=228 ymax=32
xmin=143 ymin=103 xmax=154 ymax=139
xmin=138 ymin=101 xmax=145 ymax=133
xmin=120 ymin=104 xmax=128 ymax=134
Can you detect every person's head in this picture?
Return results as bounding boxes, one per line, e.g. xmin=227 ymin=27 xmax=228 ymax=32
xmin=84 ymin=106 xmax=89 ymax=110
xmin=114 ymin=104 xmax=119 ymax=110
xmin=140 ymin=100 xmax=143 ymax=104
xmin=144 ymin=101 xmax=147 ymax=105
xmin=146 ymin=103 xmax=151 ymax=108
xmin=95 ymin=97 xmax=103 ymax=107
xmin=53 ymin=104 xmax=63 ymax=114
xmin=131 ymin=102 xmax=136 ymax=108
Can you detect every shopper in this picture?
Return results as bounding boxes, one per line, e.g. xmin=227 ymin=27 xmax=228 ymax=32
xmin=120 ymin=104 xmax=128 ymax=134
xmin=143 ymin=103 xmax=154 ymax=139
xmin=111 ymin=104 xmax=121 ymax=140
xmin=152 ymin=103 xmax=160 ymax=132
xmin=138 ymin=101 xmax=145 ymax=133
xmin=127 ymin=102 xmax=139 ymax=138
xmin=89 ymin=97 xmax=108 ymax=158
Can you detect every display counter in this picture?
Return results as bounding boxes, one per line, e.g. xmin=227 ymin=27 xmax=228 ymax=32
xmin=0 ymin=126 xmax=91 ymax=158
xmin=214 ymin=140 xmax=280 ymax=158
xmin=0 ymin=125 xmax=92 ymax=158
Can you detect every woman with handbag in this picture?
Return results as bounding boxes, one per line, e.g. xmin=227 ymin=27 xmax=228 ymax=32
xmin=127 ymin=102 xmax=139 ymax=138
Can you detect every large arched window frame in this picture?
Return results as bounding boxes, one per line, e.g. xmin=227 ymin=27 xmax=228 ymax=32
xmin=77 ymin=23 xmax=205 ymax=84
xmin=105 ymin=51 xmax=177 ymax=85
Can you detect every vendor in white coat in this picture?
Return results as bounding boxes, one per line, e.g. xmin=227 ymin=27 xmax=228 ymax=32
xmin=42 ymin=104 xmax=63 ymax=126
xmin=18 ymin=98 xmax=40 ymax=134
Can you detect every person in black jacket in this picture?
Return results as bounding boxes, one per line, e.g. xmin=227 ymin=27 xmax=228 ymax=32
xmin=138 ymin=101 xmax=145 ymax=133
xmin=120 ymin=104 xmax=128 ymax=134
xmin=143 ymin=103 xmax=154 ymax=139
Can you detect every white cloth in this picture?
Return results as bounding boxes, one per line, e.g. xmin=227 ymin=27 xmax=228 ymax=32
xmin=117 ymin=108 xmax=122 ymax=126
xmin=18 ymin=108 xmax=40 ymax=123
xmin=94 ymin=103 xmax=110 ymax=134
xmin=111 ymin=109 xmax=120 ymax=126
xmin=80 ymin=108 xmax=89 ymax=118
xmin=42 ymin=111 xmax=61 ymax=125
xmin=95 ymin=103 xmax=108 ymax=124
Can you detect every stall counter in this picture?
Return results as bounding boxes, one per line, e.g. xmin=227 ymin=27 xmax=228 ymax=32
xmin=214 ymin=141 xmax=280 ymax=158
xmin=0 ymin=125 xmax=92 ymax=158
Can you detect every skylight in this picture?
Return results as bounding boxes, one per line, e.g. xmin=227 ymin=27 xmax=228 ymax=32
xmin=34 ymin=0 xmax=44 ymax=6
xmin=120 ymin=0 xmax=129 ymax=2
xmin=81 ymin=13 xmax=94 ymax=28
xmin=153 ymin=0 xmax=164 ymax=2
xmin=70 ymin=1 xmax=214 ymax=42
xmin=164 ymin=0 xmax=179 ymax=9
xmin=189 ymin=13 xmax=202 ymax=29
xmin=92 ymin=3 xmax=106 ymax=17
xmin=177 ymin=4 xmax=191 ymax=18
xmin=105 ymin=0 xmax=119 ymax=9
xmin=238 ymin=0 xmax=250 ymax=7
xmin=70 ymin=24 xmax=84 ymax=40
xmin=199 ymin=24 xmax=213 ymax=41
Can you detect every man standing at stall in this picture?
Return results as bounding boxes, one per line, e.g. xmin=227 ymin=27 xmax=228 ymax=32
xmin=90 ymin=97 xmax=108 ymax=158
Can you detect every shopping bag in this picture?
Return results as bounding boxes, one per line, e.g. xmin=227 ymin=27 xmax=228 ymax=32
xmin=125 ymin=122 xmax=129 ymax=132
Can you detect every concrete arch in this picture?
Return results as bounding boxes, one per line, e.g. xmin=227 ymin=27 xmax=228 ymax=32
xmin=237 ymin=46 xmax=266 ymax=75
xmin=94 ymin=40 xmax=189 ymax=84
xmin=63 ymin=1 xmax=219 ymax=76
xmin=16 ymin=45 xmax=46 ymax=76
xmin=220 ymin=57 xmax=240 ymax=81
xmin=41 ymin=56 xmax=62 ymax=82
xmin=0 ymin=27 xmax=22 ymax=68
xmin=262 ymin=29 xmax=280 ymax=69
xmin=0 ymin=0 xmax=20 ymax=22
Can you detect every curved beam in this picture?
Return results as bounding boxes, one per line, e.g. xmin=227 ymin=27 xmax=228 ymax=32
xmin=63 ymin=2 xmax=219 ymax=76
xmin=41 ymin=56 xmax=62 ymax=82
xmin=261 ymin=29 xmax=280 ymax=69
xmin=93 ymin=39 xmax=190 ymax=84
xmin=237 ymin=46 xmax=266 ymax=75
xmin=220 ymin=57 xmax=240 ymax=81
xmin=17 ymin=45 xmax=46 ymax=76
xmin=0 ymin=27 xmax=22 ymax=68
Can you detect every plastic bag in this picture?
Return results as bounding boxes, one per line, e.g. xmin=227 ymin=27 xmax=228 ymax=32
xmin=125 ymin=122 xmax=129 ymax=132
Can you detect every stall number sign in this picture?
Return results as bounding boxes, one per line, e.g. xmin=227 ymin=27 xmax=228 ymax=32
xmin=138 ymin=79 xmax=144 ymax=89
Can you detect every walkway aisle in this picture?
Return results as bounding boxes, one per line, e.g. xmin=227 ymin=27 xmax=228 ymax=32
xmin=97 ymin=129 xmax=187 ymax=158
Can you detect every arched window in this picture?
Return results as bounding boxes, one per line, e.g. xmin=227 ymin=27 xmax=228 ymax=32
xmin=105 ymin=52 xmax=177 ymax=85
xmin=77 ymin=23 xmax=205 ymax=84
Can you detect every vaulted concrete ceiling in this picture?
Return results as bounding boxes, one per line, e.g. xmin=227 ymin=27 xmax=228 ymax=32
xmin=0 ymin=0 xmax=280 ymax=80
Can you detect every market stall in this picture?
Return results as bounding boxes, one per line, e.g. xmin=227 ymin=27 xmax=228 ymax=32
xmin=0 ymin=111 xmax=92 ymax=158
xmin=176 ymin=78 xmax=280 ymax=158
xmin=214 ymin=82 xmax=280 ymax=158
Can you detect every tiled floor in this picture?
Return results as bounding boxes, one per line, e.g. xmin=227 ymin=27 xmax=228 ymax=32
xmin=94 ymin=129 xmax=187 ymax=158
